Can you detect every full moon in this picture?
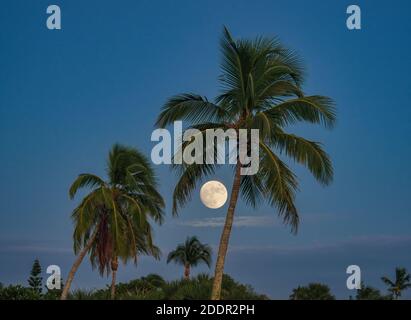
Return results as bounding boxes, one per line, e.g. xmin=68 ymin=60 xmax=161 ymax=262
xmin=200 ymin=180 xmax=228 ymax=209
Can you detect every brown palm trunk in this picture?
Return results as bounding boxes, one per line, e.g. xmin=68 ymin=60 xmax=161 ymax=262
xmin=110 ymin=256 xmax=119 ymax=299
xmin=211 ymin=163 xmax=242 ymax=300
xmin=184 ymin=264 xmax=190 ymax=280
xmin=60 ymin=230 xmax=98 ymax=300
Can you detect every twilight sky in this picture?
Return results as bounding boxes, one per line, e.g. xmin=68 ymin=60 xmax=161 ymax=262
xmin=1 ymin=0 xmax=410 ymax=299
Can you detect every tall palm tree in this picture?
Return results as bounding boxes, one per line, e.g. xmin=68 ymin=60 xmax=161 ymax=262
xmin=381 ymin=267 xmax=411 ymax=299
xmin=167 ymin=236 xmax=212 ymax=279
xmin=61 ymin=144 xmax=164 ymax=300
xmin=156 ymin=27 xmax=335 ymax=299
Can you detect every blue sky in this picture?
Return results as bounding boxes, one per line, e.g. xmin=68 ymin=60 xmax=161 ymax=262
xmin=0 ymin=0 xmax=410 ymax=299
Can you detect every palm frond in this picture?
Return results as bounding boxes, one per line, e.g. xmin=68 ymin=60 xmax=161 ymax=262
xmin=381 ymin=276 xmax=395 ymax=287
xmin=240 ymin=174 xmax=265 ymax=208
xmin=259 ymin=141 xmax=299 ymax=232
xmin=156 ymin=94 xmax=227 ymax=128
xmin=167 ymin=236 xmax=212 ymax=268
xmin=172 ymin=163 xmax=216 ymax=216
xmin=264 ymin=96 xmax=336 ymax=128
xmin=274 ymin=131 xmax=333 ymax=185
xmin=69 ymin=174 xmax=105 ymax=199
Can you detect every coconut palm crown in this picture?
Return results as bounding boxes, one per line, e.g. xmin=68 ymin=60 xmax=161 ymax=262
xmin=167 ymin=236 xmax=212 ymax=279
xmin=61 ymin=144 xmax=164 ymax=299
xmin=381 ymin=267 xmax=411 ymax=299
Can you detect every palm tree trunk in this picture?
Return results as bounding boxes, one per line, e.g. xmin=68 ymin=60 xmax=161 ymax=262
xmin=211 ymin=163 xmax=242 ymax=300
xmin=184 ymin=264 xmax=190 ymax=280
xmin=110 ymin=256 xmax=119 ymax=299
xmin=60 ymin=230 xmax=98 ymax=300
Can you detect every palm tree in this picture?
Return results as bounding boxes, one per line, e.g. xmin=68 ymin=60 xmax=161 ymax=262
xmin=167 ymin=236 xmax=212 ymax=279
xmin=61 ymin=144 xmax=164 ymax=300
xmin=156 ymin=27 xmax=335 ymax=299
xmin=381 ymin=267 xmax=411 ymax=299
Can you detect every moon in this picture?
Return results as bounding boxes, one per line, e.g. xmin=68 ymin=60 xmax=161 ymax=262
xmin=200 ymin=180 xmax=228 ymax=209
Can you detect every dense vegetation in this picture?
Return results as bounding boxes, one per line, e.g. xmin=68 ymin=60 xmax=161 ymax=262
xmin=0 ymin=272 xmax=267 ymax=300
xmin=289 ymin=283 xmax=336 ymax=300
xmin=1 ymin=260 xmax=410 ymax=300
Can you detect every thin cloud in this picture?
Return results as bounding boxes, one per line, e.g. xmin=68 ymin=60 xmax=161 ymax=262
xmin=228 ymin=235 xmax=411 ymax=254
xmin=0 ymin=243 xmax=72 ymax=254
xmin=179 ymin=215 xmax=277 ymax=228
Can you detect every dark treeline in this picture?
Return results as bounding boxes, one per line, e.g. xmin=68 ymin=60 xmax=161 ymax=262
xmin=1 ymin=259 xmax=409 ymax=300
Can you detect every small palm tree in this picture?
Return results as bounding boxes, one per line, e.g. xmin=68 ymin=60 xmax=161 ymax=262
xmin=61 ymin=144 xmax=164 ymax=300
xmin=167 ymin=236 xmax=212 ymax=279
xmin=156 ymin=27 xmax=335 ymax=299
xmin=381 ymin=267 xmax=411 ymax=299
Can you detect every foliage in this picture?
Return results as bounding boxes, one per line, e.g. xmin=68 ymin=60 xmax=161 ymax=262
xmin=68 ymin=289 xmax=100 ymax=300
xmin=381 ymin=267 xmax=411 ymax=299
xmin=355 ymin=283 xmax=390 ymax=300
xmin=167 ymin=236 xmax=212 ymax=278
xmin=69 ymin=144 xmax=165 ymax=275
xmin=27 ymin=259 xmax=42 ymax=294
xmin=62 ymin=273 xmax=267 ymax=300
xmin=43 ymin=278 xmax=64 ymax=300
xmin=0 ymin=285 xmax=41 ymax=300
xmin=289 ymin=283 xmax=335 ymax=300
